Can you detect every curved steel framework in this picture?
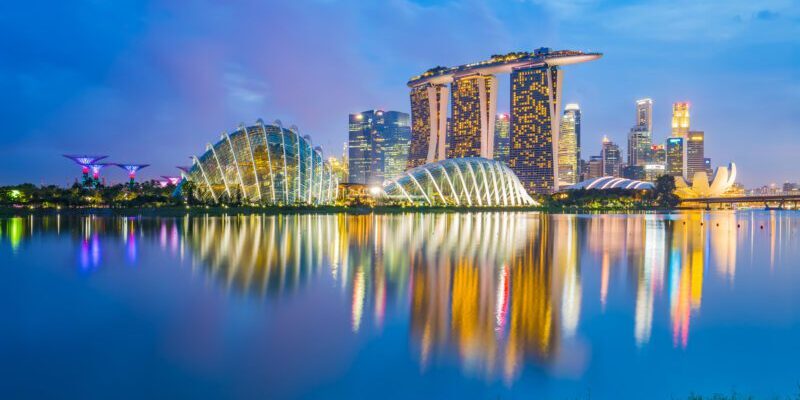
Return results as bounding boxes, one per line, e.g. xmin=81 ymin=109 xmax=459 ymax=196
xmin=185 ymin=120 xmax=338 ymax=205
xmin=382 ymin=157 xmax=537 ymax=206
xmin=568 ymin=176 xmax=655 ymax=191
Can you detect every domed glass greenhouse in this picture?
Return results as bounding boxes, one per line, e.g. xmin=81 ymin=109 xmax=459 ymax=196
xmin=184 ymin=120 xmax=338 ymax=205
xmin=382 ymin=158 xmax=537 ymax=207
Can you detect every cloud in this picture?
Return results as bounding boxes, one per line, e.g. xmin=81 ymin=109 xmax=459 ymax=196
xmin=597 ymin=0 xmax=799 ymax=42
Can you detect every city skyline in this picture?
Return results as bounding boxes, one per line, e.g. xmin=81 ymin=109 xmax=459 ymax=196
xmin=1 ymin=1 xmax=798 ymax=187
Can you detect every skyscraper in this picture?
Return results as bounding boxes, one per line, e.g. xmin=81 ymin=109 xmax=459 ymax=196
xmin=629 ymin=98 xmax=653 ymax=166
xmin=509 ymin=65 xmax=563 ymax=195
xmin=666 ymin=137 xmax=686 ymax=177
xmin=628 ymin=125 xmax=651 ymax=167
xmin=408 ymin=83 xmax=448 ymax=169
xmin=494 ymin=113 xmax=510 ymax=163
xmin=449 ymin=74 xmax=497 ymax=159
xmin=686 ymin=131 xmax=705 ymax=180
xmin=348 ymin=110 xmax=411 ymax=185
xmin=588 ymin=156 xmax=603 ymax=180
xmin=558 ymin=103 xmax=580 ymax=185
xmin=672 ymin=102 xmax=690 ymax=138
xmin=636 ymin=98 xmax=653 ymax=133
xmin=601 ymin=136 xmax=621 ymax=177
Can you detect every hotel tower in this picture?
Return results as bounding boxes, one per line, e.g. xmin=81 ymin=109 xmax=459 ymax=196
xmin=407 ymin=48 xmax=602 ymax=195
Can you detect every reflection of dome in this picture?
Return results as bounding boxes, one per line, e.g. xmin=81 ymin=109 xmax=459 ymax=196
xmin=568 ymin=176 xmax=654 ymax=191
xmin=184 ymin=120 xmax=338 ymax=205
xmin=382 ymin=158 xmax=537 ymax=206
xmin=675 ymin=163 xmax=737 ymax=199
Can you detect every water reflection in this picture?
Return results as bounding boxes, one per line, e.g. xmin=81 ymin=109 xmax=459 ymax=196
xmin=2 ymin=211 xmax=799 ymax=385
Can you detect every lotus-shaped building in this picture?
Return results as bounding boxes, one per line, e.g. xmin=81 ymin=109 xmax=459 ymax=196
xmin=382 ymin=158 xmax=537 ymax=206
xmin=674 ymin=163 xmax=737 ymax=199
xmin=183 ymin=120 xmax=338 ymax=205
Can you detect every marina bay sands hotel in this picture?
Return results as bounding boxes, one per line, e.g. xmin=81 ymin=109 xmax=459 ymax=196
xmin=407 ymin=48 xmax=601 ymax=194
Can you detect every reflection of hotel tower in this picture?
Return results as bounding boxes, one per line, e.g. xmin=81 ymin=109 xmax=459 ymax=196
xmin=407 ymin=49 xmax=601 ymax=194
xmin=407 ymin=214 xmax=572 ymax=383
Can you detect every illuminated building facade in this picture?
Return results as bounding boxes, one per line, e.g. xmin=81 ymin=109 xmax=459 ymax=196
xmin=449 ymin=74 xmax=497 ymax=159
xmin=650 ymin=144 xmax=666 ymax=165
xmin=628 ymin=125 xmax=651 ymax=167
xmin=644 ymin=164 xmax=666 ymax=181
xmin=382 ymin=158 xmax=536 ymax=207
xmin=587 ymin=156 xmax=603 ymax=180
xmin=672 ymin=102 xmax=690 ymax=138
xmin=686 ymin=131 xmax=706 ymax=181
xmin=601 ymin=136 xmax=622 ymax=177
xmin=348 ymin=110 xmax=410 ymax=185
xmin=408 ymin=83 xmax=449 ymax=169
xmin=493 ymin=113 xmax=510 ymax=163
xmin=184 ymin=120 xmax=338 ymax=205
xmin=558 ymin=103 xmax=580 ymax=185
xmin=674 ymin=162 xmax=737 ymax=199
xmin=510 ymin=65 xmax=563 ymax=194
xmin=666 ymin=137 xmax=686 ymax=177
xmin=407 ymin=49 xmax=602 ymax=195
xmin=636 ymin=98 xmax=653 ymax=133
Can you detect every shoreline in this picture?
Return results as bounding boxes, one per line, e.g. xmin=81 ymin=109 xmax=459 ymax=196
xmin=0 ymin=205 xmax=704 ymax=217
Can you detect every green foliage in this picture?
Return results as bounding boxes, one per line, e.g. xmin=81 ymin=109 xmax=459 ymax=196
xmin=0 ymin=180 xmax=182 ymax=208
xmin=546 ymin=188 xmax=652 ymax=210
xmin=651 ymin=174 xmax=679 ymax=209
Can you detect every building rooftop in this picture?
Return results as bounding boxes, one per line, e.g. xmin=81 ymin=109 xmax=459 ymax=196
xmin=408 ymin=48 xmax=602 ymax=87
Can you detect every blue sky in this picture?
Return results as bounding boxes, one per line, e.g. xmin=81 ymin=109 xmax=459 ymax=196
xmin=1 ymin=0 xmax=798 ymax=186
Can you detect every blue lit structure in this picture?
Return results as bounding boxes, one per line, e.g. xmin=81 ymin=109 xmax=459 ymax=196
xmin=115 ymin=164 xmax=150 ymax=187
xmin=63 ymin=155 xmax=108 ymax=186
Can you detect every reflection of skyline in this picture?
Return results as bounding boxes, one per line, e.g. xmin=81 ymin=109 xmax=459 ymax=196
xmin=4 ymin=211 xmax=795 ymax=382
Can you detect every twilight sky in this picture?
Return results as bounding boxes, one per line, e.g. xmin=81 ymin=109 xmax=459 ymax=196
xmin=1 ymin=0 xmax=798 ymax=187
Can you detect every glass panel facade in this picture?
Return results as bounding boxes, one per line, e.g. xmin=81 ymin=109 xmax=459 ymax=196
xmin=383 ymin=157 xmax=536 ymax=207
xmin=187 ymin=122 xmax=338 ymax=205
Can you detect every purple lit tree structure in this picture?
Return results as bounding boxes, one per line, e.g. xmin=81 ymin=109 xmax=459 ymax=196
xmin=116 ymin=164 xmax=150 ymax=187
xmin=160 ymin=176 xmax=182 ymax=187
xmin=63 ymin=155 xmax=108 ymax=186
xmin=89 ymin=164 xmax=110 ymax=186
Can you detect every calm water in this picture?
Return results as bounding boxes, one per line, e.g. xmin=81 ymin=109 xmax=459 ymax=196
xmin=1 ymin=211 xmax=799 ymax=399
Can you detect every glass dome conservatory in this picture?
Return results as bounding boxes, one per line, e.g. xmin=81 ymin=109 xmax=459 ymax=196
xmin=382 ymin=158 xmax=536 ymax=207
xmin=184 ymin=120 xmax=338 ymax=205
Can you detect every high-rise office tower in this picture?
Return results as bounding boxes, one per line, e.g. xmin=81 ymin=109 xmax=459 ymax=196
xmin=601 ymin=136 xmax=622 ymax=177
xmin=628 ymin=125 xmax=651 ymax=167
xmin=494 ymin=113 xmax=510 ymax=163
xmin=588 ymin=156 xmax=603 ymax=180
xmin=650 ymin=144 xmax=666 ymax=165
xmin=636 ymin=98 xmax=653 ymax=133
xmin=672 ymin=102 xmax=690 ymax=138
xmin=629 ymin=98 xmax=653 ymax=166
xmin=558 ymin=103 xmax=580 ymax=185
xmin=449 ymin=74 xmax=497 ymax=159
xmin=686 ymin=131 xmax=706 ymax=180
xmin=348 ymin=110 xmax=411 ymax=185
xmin=704 ymin=158 xmax=712 ymax=175
xmin=408 ymin=83 xmax=449 ymax=169
xmin=666 ymin=137 xmax=686 ymax=177
xmin=509 ymin=65 xmax=563 ymax=195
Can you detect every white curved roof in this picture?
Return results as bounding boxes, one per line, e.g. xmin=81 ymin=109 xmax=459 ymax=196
xmin=568 ymin=176 xmax=654 ymax=191
xmin=382 ymin=157 xmax=537 ymax=207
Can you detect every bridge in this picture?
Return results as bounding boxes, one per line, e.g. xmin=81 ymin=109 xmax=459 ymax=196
xmin=680 ymin=194 xmax=800 ymax=210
